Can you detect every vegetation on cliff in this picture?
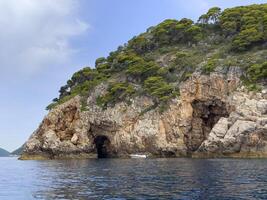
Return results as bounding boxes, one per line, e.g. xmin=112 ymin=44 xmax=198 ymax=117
xmin=47 ymin=4 xmax=267 ymax=111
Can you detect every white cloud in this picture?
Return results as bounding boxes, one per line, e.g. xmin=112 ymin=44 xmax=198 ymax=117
xmin=0 ymin=0 xmax=89 ymax=76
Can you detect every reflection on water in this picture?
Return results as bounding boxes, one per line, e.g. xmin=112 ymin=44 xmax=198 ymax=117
xmin=0 ymin=157 xmax=267 ymax=199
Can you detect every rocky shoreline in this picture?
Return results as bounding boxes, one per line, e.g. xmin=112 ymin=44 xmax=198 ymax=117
xmin=20 ymin=72 xmax=267 ymax=160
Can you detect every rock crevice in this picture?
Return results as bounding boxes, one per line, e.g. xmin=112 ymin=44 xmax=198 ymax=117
xmin=20 ymin=73 xmax=267 ymax=159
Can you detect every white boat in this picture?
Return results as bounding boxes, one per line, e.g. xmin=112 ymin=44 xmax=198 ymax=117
xmin=130 ymin=154 xmax=147 ymax=158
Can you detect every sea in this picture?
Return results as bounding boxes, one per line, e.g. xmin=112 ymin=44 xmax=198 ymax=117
xmin=0 ymin=157 xmax=266 ymax=200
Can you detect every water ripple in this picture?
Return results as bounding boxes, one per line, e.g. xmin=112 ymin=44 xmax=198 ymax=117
xmin=0 ymin=157 xmax=266 ymax=200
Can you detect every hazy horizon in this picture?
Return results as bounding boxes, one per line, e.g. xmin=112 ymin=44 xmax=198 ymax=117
xmin=1 ymin=0 xmax=266 ymax=152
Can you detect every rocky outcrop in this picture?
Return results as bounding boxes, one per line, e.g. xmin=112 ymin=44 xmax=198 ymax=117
xmin=20 ymin=97 xmax=93 ymax=159
xmin=21 ymin=70 xmax=267 ymax=159
xmin=196 ymin=90 xmax=267 ymax=157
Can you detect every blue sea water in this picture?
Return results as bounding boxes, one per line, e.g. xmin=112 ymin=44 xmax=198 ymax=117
xmin=0 ymin=157 xmax=266 ymax=200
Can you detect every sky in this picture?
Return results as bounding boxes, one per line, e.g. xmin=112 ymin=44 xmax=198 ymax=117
xmin=0 ymin=0 xmax=266 ymax=152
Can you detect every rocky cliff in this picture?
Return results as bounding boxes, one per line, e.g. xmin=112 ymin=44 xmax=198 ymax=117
xmin=21 ymin=4 xmax=267 ymax=159
xmin=21 ymin=71 xmax=267 ymax=159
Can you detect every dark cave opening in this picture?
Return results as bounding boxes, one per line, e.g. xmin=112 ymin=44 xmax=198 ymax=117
xmin=186 ymin=99 xmax=230 ymax=151
xmin=94 ymin=136 xmax=111 ymax=158
xmin=193 ymin=99 xmax=229 ymax=133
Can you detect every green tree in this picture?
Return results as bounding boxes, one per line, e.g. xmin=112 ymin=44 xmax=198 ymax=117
xmin=220 ymin=4 xmax=267 ymax=50
xmin=198 ymin=7 xmax=221 ymax=24
xmin=152 ymin=18 xmax=202 ymax=45
xmin=126 ymin=60 xmax=160 ymax=81
xmin=144 ymin=76 xmax=176 ymax=102
xmin=128 ymin=34 xmax=153 ymax=54
xmin=207 ymin=7 xmax=221 ymax=23
xmin=232 ymin=27 xmax=263 ymax=51
xmin=95 ymin=57 xmax=106 ymax=67
xmin=97 ymin=82 xmax=135 ymax=108
xmin=198 ymin=14 xmax=209 ymax=24
xmin=247 ymin=62 xmax=267 ymax=81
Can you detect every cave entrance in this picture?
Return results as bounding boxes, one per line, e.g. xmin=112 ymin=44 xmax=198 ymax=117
xmin=94 ymin=136 xmax=111 ymax=158
xmin=186 ymin=99 xmax=229 ymax=151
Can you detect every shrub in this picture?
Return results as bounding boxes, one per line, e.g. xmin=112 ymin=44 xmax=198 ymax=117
xmin=128 ymin=34 xmax=154 ymax=54
xmin=246 ymin=83 xmax=262 ymax=92
xmin=47 ymin=67 xmax=107 ymax=110
xmin=126 ymin=60 xmax=160 ymax=81
xmin=174 ymin=51 xmax=191 ymax=67
xmin=107 ymin=51 xmax=160 ymax=81
xmin=151 ymin=18 xmax=203 ymax=46
xmin=241 ymin=76 xmax=262 ymax=92
xmin=46 ymin=94 xmax=76 ymax=110
xmin=202 ymin=59 xmax=217 ymax=73
xmin=220 ymin=4 xmax=267 ymax=51
xmin=72 ymin=67 xmax=98 ymax=84
xmin=95 ymin=57 xmax=106 ymax=67
xmin=109 ymin=51 xmax=146 ymax=72
xmin=144 ymin=76 xmax=177 ymax=102
xmin=185 ymin=25 xmax=203 ymax=41
xmin=232 ymin=27 xmax=263 ymax=51
xmin=240 ymin=61 xmax=267 ymax=92
xmin=247 ymin=62 xmax=267 ymax=81
xmin=97 ymin=82 xmax=135 ymax=109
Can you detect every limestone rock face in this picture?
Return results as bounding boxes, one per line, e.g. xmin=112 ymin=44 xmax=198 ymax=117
xmin=21 ymin=97 xmax=94 ymax=159
xmin=21 ymin=71 xmax=267 ymax=159
xmin=197 ymin=91 xmax=267 ymax=157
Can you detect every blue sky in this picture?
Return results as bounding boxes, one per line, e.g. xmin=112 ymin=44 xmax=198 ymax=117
xmin=0 ymin=0 xmax=266 ymax=152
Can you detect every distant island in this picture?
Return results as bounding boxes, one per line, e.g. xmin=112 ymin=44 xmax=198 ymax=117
xmin=0 ymin=148 xmax=10 ymax=157
xmin=20 ymin=4 xmax=267 ymax=160
xmin=11 ymin=146 xmax=24 ymax=156
xmin=0 ymin=146 xmax=24 ymax=157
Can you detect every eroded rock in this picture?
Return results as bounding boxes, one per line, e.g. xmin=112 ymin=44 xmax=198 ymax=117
xmin=21 ymin=73 xmax=267 ymax=159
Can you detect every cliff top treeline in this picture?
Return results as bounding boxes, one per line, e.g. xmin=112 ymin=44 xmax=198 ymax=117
xmin=47 ymin=4 xmax=267 ymax=111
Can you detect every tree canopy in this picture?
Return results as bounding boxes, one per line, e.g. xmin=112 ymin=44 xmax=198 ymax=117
xmin=47 ymin=4 xmax=267 ymax=111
